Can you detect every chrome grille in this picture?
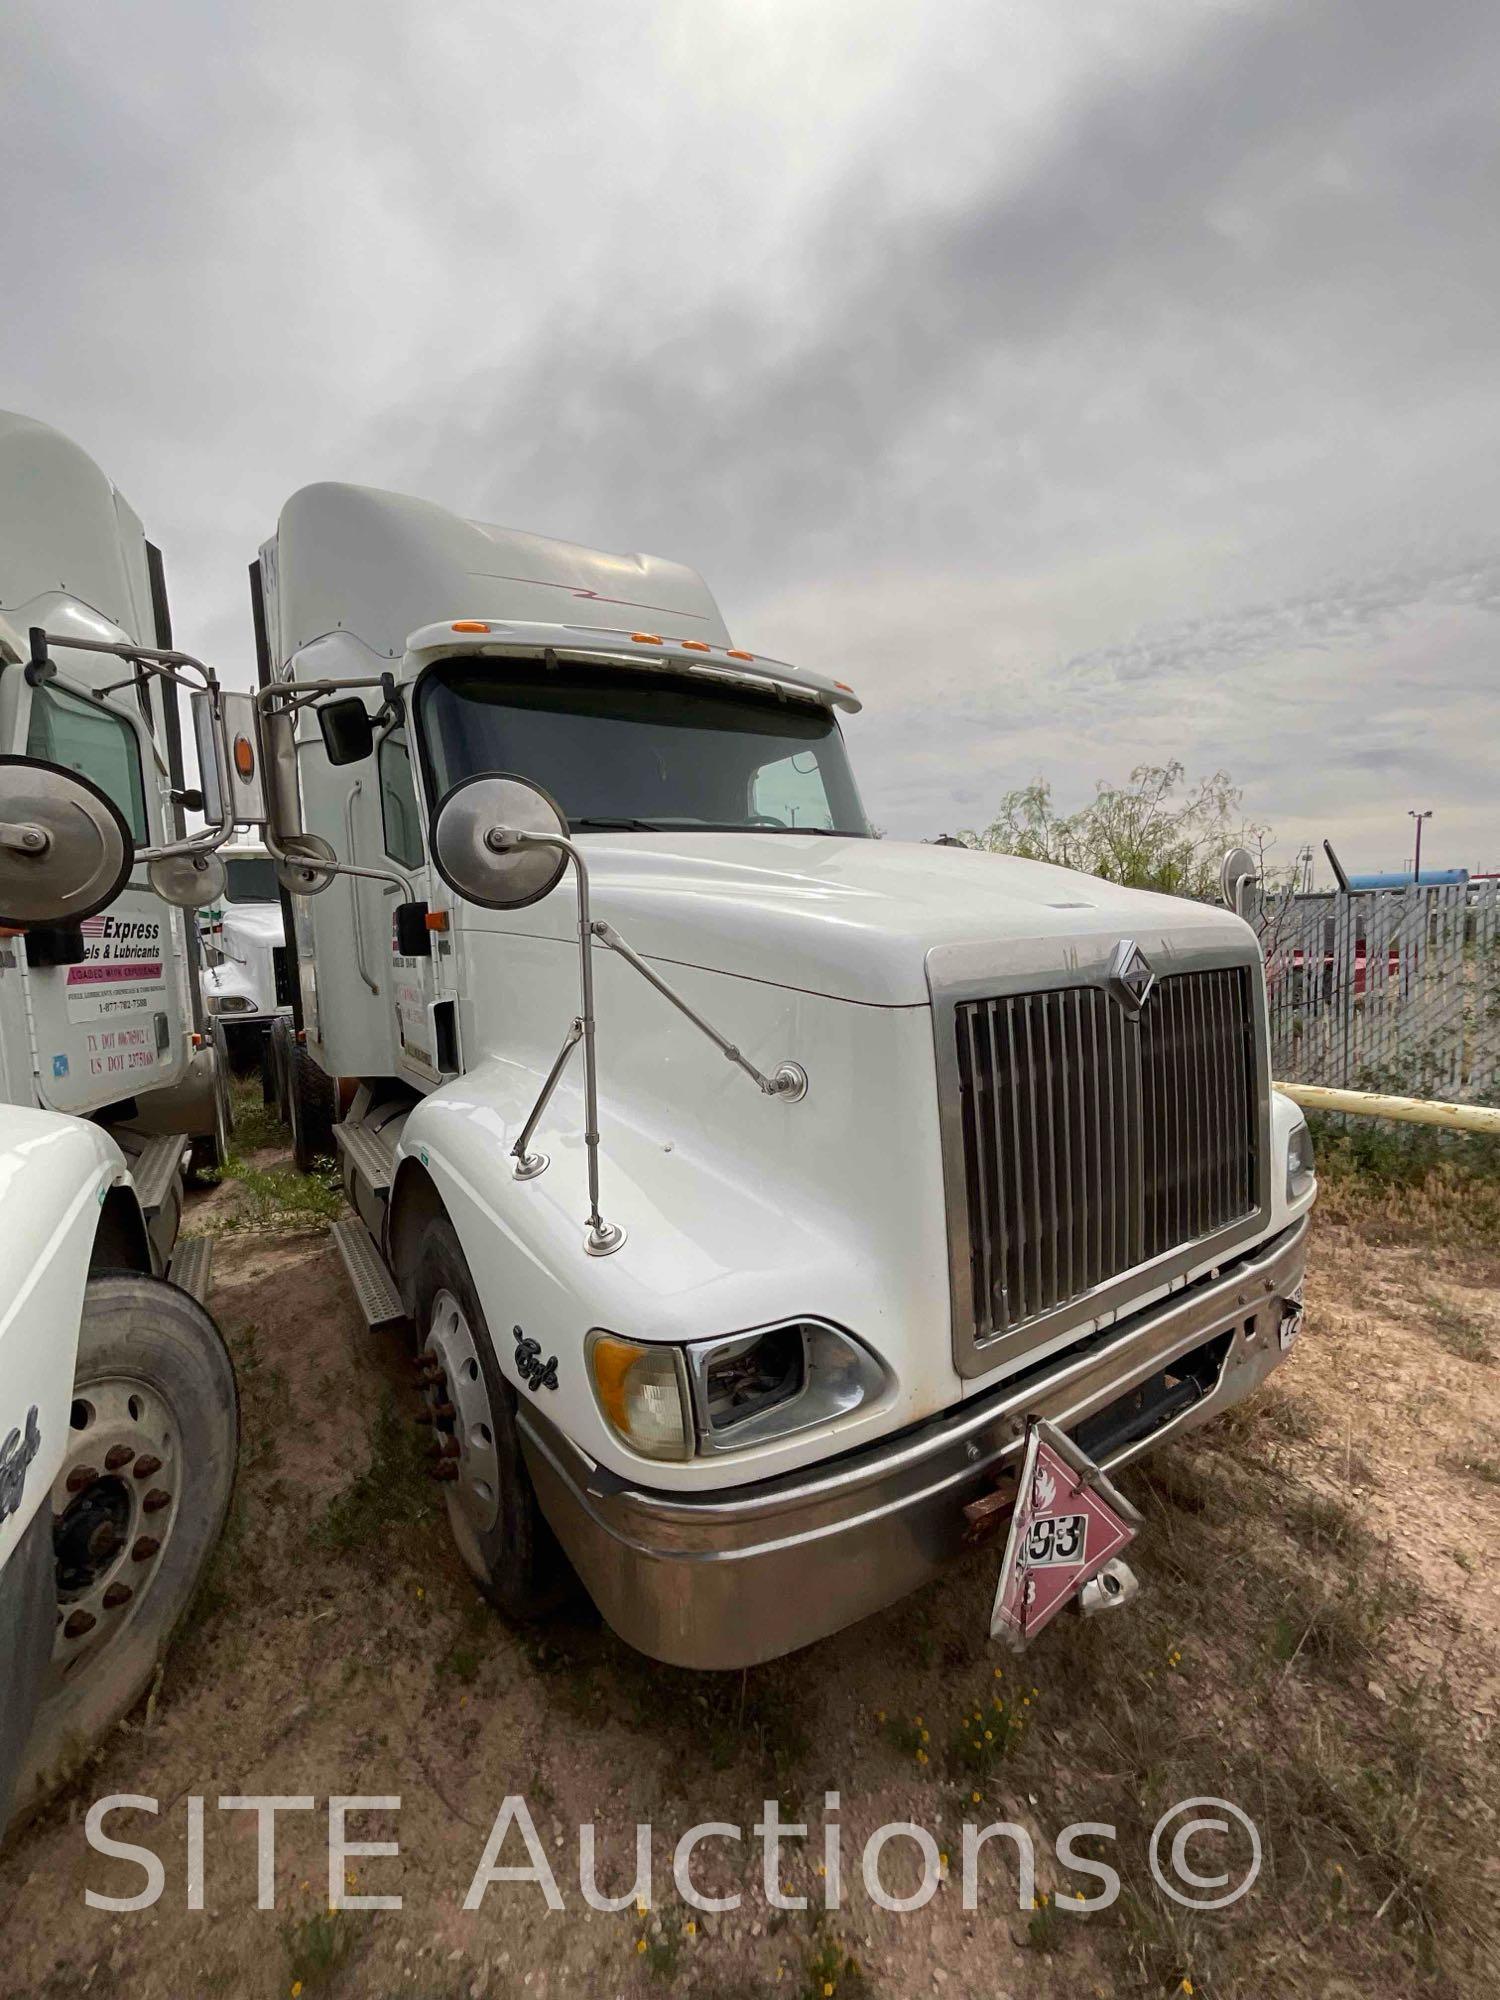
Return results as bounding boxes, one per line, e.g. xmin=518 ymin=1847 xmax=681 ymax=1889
xmin=952 ymin=966 xmax=1261 ymax=1349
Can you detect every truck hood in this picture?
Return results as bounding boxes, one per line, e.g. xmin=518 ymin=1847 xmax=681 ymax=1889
xmin=216 ymin=904 xmax=285 ymax=948
xmin=493 ymin=835 xmax=1254 ymax=1006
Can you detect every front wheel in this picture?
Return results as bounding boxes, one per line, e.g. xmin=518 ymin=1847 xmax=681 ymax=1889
xmin=407 ymin=1214 xmax=570 ymax=1621
xmin=11 ymin=1276 xmax=238 ymax=1820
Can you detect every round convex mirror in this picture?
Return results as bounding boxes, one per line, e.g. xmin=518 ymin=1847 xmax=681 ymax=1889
xmin=431 ymin=774 xmax=568 ymax=910
xmin=148 ymin=851 xmax=227 ymax=911
xmin=276 ymin=833 xmax=338 ymax=897
xmin=0 ymin=756 xmax=134 ymax=927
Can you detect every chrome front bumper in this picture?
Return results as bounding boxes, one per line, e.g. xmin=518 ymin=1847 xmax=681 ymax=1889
xmin=520 ymin=1218 xmax=1310 ymax=1670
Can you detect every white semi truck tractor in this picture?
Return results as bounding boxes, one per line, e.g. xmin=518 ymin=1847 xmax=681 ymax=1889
xmin=196 ymin=841 xmax=294 ymax=1104
xmin=246 ymin=480 xmax=1317 ymax=1668
xmin=0 ymin=410 xmax=236 ymax=1266
xmin=0 ymin=760 xmax=237 ymax=1832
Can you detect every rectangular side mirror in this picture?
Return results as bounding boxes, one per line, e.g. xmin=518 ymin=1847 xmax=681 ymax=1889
xmin=318 ymin=697 xmax=374 ymax=766
xmin=191 ymin=691 xmax=225 ymax=825
xmin=220 ymin=690 xmax=267 ymax=824
xmin=393 ymin=900 xmax=432 ymax=958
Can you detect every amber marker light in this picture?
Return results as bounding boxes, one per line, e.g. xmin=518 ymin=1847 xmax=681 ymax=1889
xmin=451 ymin=620 xmax=491 ymax=633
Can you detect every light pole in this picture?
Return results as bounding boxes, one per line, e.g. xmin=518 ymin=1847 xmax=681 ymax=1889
xmin=1408 ymin=808 xmax=1432 ymax=880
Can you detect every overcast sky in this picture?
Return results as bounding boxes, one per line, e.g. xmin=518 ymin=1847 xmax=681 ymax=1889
xmin=3 ymin=0 xmax=1496 ymax=873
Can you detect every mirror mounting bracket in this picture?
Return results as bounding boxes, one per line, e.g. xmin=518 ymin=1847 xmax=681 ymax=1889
xmin=24 ymin=628 xmax=55 ymax=688
xmin=497 ymin=823 xmax=809 ymax=1257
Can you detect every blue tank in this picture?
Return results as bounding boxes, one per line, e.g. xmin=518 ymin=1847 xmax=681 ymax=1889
xmin=1344 ymin=869 xmax=1469 ymax=890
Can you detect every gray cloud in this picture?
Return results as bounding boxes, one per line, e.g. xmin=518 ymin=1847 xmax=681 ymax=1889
xmin=2 ymin=0 xmax=1496 ymax=876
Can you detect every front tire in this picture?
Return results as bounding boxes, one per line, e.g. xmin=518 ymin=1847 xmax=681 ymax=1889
xmin=407 ymin=1214 xmax=569 ymax=1621
xmin=10 ymin=1276 xmax=238 ymax=1822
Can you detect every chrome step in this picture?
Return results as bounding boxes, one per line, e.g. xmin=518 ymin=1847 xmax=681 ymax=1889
xmin=330 ymin=1216 xmax=406 ymax=1328
xmin=334 ymin=1118 xmax=394 ymax=1198
xmin=120 ymin=1132 xmax=191 ymax=1218
xmin=167 ymin=1235 xmax=214 ymax=1304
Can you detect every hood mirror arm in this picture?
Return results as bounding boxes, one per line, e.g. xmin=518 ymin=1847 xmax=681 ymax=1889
xmin=589 ymin=919 xmax=808 ymax=1102
xmin=494 ymin=826 xmax=809 ymax=1260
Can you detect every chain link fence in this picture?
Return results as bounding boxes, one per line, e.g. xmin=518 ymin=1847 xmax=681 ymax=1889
xmin=1264 ymin=880 xmax=1500 ymax=1103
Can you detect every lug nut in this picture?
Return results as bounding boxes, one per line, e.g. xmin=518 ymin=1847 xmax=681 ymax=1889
xmin=133 ymin=1455 xmax=163 ymax=1479
xmin=431 ymin=1402 xmax=456 ymax=1422
xmin=104 ymin=1445 xmax=136 ymax=1472
xmin=431 ymin=1462 xmax=458 ymax=1482
xmin=103 ymin=1583 xmax=133 ymax=1610
xmin=64 ymin=1610 xmax=97 ymax=1639
xmin=66 ymin=1464 xmax=99 ymax=1494
xmin=430 ymin=1437 xmax=460 ymax=1460
xmin=142 ymin=1489 xmax=172 ymax=1514
xmin=414 ymin=1407 xmax=435 ymax=1425
xmin=131 ymin=1536 xmax=161 ymax=1562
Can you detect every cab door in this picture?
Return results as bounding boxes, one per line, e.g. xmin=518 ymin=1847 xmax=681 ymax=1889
xmin=377 ymin=725 xmax=451 ymax=1084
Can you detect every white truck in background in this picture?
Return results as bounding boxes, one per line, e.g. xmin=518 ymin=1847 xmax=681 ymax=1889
xmin=239 ymin=479 xmax=1317 ymax=1671
xmin=197 ymin=840 xmax=293 ymax=1095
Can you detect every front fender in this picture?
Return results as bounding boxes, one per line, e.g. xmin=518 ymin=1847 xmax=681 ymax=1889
xmin=0 ymin=1111 xmax=123 ymax=1569
xmin=392 ymin=1034 xmax=937 ymax=1493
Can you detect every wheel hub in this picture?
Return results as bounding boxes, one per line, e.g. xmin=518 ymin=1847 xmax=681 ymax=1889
xmin=51 ymin=1377 xmax=178 ymax=1681
xmin=417 ymin=1291 xmax=501 ymax=1549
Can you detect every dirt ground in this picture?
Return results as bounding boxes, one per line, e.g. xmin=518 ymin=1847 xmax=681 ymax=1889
xmin=2 ymin=1100 xmax=1497 ymax=1999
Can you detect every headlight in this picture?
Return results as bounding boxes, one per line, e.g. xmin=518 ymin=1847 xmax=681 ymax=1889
xmin=209 ymin=994 xmax=255 ymax=1014
xmin=586 ymin=1333 xmax=692 ymax=1461
xmin=1286 ymin=1117 xmax=1316 ymax=1203
xmin=586 ymin=1321 xmax=889 ymax=1461
xmin=686 ymin=1319 xmax=887 ymax=1454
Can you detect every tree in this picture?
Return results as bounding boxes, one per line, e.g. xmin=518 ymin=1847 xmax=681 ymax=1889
xmin=958 ymin=762 xmax=1268 ymax=903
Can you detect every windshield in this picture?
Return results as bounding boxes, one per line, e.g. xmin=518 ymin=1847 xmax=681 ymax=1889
xmin=224 ymin=857 xmax=279 ymax=903
xmin=417 ymin=659 xmax=870 ymax=835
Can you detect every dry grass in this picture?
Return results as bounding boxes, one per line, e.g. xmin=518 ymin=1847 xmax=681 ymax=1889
xmin=3 ymin=1159 xmax=1498 ymax=1998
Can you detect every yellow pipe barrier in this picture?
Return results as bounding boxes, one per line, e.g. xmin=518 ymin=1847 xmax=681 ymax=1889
xmin=1274 ymin=1082 xmax=1500 ymax=1136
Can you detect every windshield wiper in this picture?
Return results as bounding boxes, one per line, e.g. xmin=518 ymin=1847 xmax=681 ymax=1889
xmin=569 ymin=816 xmax=668 ymax=831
